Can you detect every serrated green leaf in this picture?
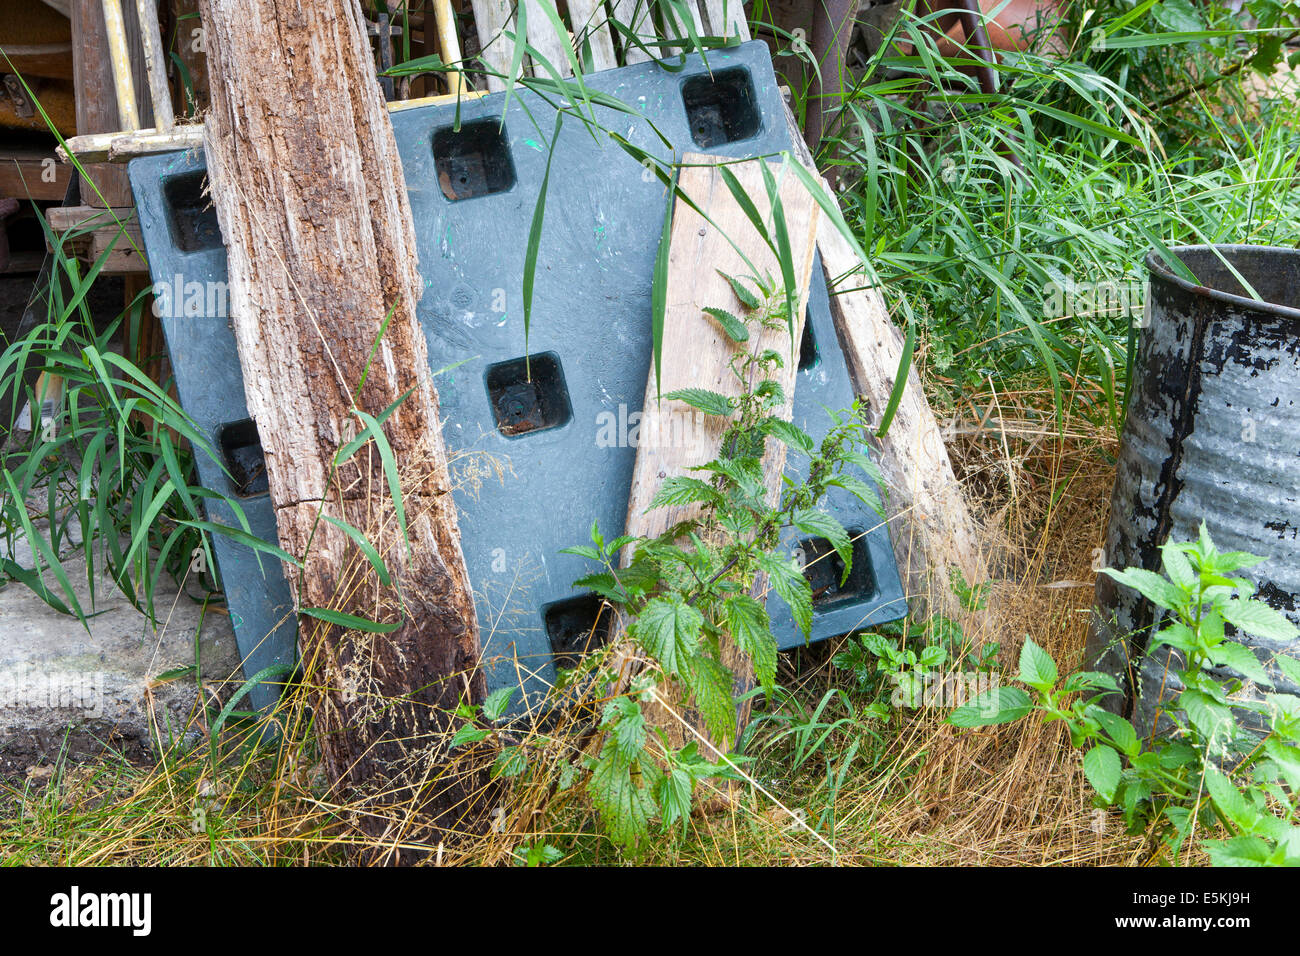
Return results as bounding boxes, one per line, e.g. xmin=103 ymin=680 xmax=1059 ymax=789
xmin=663 ymin=388 xmax=733 ymax=417
xmin=483 ymin=686 xmax=516 ymax=721
xmin=682 ymin=653 xmax=737 ymax=744
xmin=450 ymin=724 xmax=489 ymax=748
xmin=588 ymin=743 xmax=655 ymax=849
xmin=726 ymin=593 xmax=775 ymax=693
xmin=1084 ymin=744 xmax=1121 ymax=802
xmin=1101 ymin=566 xmax=1186 ymax=613
xmin=649 ymin=475 xmax=722 ymax=510
xmin=1092 ymin=707 xmax=1140 ymax=757
xmin=1220 ymin=598 xmax=1300 ymax=643
xmin=792 ymin=509 xmax=852 ymax=584
xmin=1209 ymin=640 xmax=1273 ymax=687
xmin=702 ymin=307 xmax=749 ymax=343
xmin=492 ymin=745 xmax=528 ymax=779
xmin=718 ymin=270 xmax=763 ymax=310
xmin=1202 ymin=762 xmax=1257 ymax=832
xmin=633 ymin=597 xmax=703 ymax=677
xmin=758 ymin=550 xmax=813 ymax=637
xmin=655 ymin=767 xmax=694 ymax=828
xmin=761 ymin=417 xmax=814 ymax=455
xmin=948 ymin=687 xmax=1033 ymax=727
xmin=1017 ymin=636 xmax=1058 ymax=691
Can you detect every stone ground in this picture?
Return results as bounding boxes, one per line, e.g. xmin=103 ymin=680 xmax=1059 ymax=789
xmin=0 ymin=542 xmax=242 ymax=779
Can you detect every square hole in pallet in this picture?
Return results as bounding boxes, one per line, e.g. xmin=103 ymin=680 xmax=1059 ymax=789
xmin=433 ymin=120 xmax=516 ymax=201
xmin=544 ymin=593 xmax=614 ymax=671
xmin=163 ymin=171 xmax=223 ymax=252
xmin=485 ymin=351 xmax=572 ymax=437
xmin=218 ymin=419 xmax=269 ymax=497
xmin=682 ymin=68 xmax=761 ymax=148
xmin=798 ymin=531 xmax=877 ymax=610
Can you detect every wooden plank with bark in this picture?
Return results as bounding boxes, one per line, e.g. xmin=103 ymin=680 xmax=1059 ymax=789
xmin=197 ymin=0 xmax=487 ymax=857
xmin=621 ymin=153 xmax=820 ymax=753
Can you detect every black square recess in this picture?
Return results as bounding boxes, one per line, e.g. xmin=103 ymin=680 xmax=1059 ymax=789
xmin=682 ymin=68 xmax=762 ymax=147
xmin=163 ymin=171 xmax=223 ymax=252
xmin=544 ymin=594 xmax=614 ymax=671
xmin=433 ymin=120 xmax=516 ymax=201
xmin=218 ymin=419 xmax=269 ymax=497
xmin=799 ymin=531 xmax=877 ymax=610
xmin=485 ymin=352 xmax=572 ymax=437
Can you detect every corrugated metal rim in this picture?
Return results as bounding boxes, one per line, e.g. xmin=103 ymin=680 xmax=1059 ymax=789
xmin=1146 ymin=245 xmax=1300 ymax=321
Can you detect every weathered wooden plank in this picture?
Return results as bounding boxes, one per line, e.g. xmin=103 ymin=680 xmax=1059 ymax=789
xmin=468 ymin=0 xmax=517 ymax=90
xmin=566 ymin=0 xmax=617 ymax=72
xmin=621 ymin=153 xmax=820 ymax=752
xmin=522 ymin=0 xmax=573 ymax=77
xmin=198 ymin=0 xmax=488 ymax=857
xmin=607 ymin=0 xmax=657 ymax=64
xmin=700 ymin=0 xmax=750 ymax=40
xmin=0 ymin=152 xmax=73 ymax=202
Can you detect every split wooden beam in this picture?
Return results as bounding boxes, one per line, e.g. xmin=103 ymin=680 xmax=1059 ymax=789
xmin=198 ymin=0 xmax=486 ymax=855
xmin=621 ymin=154 xmax=820 ymax=752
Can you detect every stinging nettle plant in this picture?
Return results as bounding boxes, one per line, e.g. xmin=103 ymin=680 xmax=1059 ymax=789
xmin=454 ymin=270 xmax=887 ymax=851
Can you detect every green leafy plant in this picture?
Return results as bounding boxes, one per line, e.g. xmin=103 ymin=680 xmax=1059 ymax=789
xmin=453 ymin=273 xmax=886 ymax=851
xmin=951 ymin=524 xmax=1300 ymax=865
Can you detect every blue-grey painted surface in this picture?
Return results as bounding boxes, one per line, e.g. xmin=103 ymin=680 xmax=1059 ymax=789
xmin=128 ymin=42 xmax=906 ymax=713
xmin=1089 ymin=245 xmax=1300 ymax=736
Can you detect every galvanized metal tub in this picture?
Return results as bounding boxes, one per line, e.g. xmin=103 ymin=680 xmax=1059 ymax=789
xmin=1088 ymin=245 xmax=1300 ymax=736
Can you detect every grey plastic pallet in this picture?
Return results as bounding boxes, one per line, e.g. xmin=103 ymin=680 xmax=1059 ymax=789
xmin=128 ymin=42 xmax=907 ymax=713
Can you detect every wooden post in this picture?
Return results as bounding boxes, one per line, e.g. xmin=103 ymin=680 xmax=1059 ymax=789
xmin=621 ymin=155 xmax=820 ymax=752
xmin=197 ymin=0 xmax=486 ymax=852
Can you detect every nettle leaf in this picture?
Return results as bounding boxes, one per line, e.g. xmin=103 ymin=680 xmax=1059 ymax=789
xmin=655 ymin=767 xmax=694 ymax=828
xmin=948 ymin=687 xmax=1033 ymax=727
xmin=682 ymin=653 xmax=736 ymax=744
xmin=649 ymin=475 xmax=722 ymax=510
xmin=702 ymin=307 xmax=749 ymax=343
xmin=1219 ymin=597 xmax=1300 ymax=643
xmin=633 ymin=596 xmax=703 ymax=677
xmin=663 ymin=388 xmax=733 ymax=417
xmin=608 ymin=697 xmax=647 ymax=762
xmin=826 ymin=473 xmax=884 ymax=517
xmin=572 ymin=572 xmax=626 ymax=605
xmin=588 ymin=743 xmax=655 ymax=849
xmin=492 ymin=745 xmax=528 ymax=779
xmin=483 ymin=686 xmax=516 ymax=721
xmin=450 ymin=725 xmax=489 ymax=748
xmin=1209 ymin=640 xmax=1273 ymax=687
xmin=791 ymin=509 xmax=852 ymax=584
xmin=726 ymin=593 xmax=776 ymax=693
xmin=718 ymin=270 xmax=762 ymax=310
xmin=1017 ymin=637 xmax=1058 ymax=691
xmin=760 ymin=417 xmax=814 ymax=454
xmin=1100 ymin=566 xmax=1186 ymax=612
xmin=1083 ymin=744 xmax=1121 ymax=803
xmin=759 ymin=550 xmax=813 ymax=637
